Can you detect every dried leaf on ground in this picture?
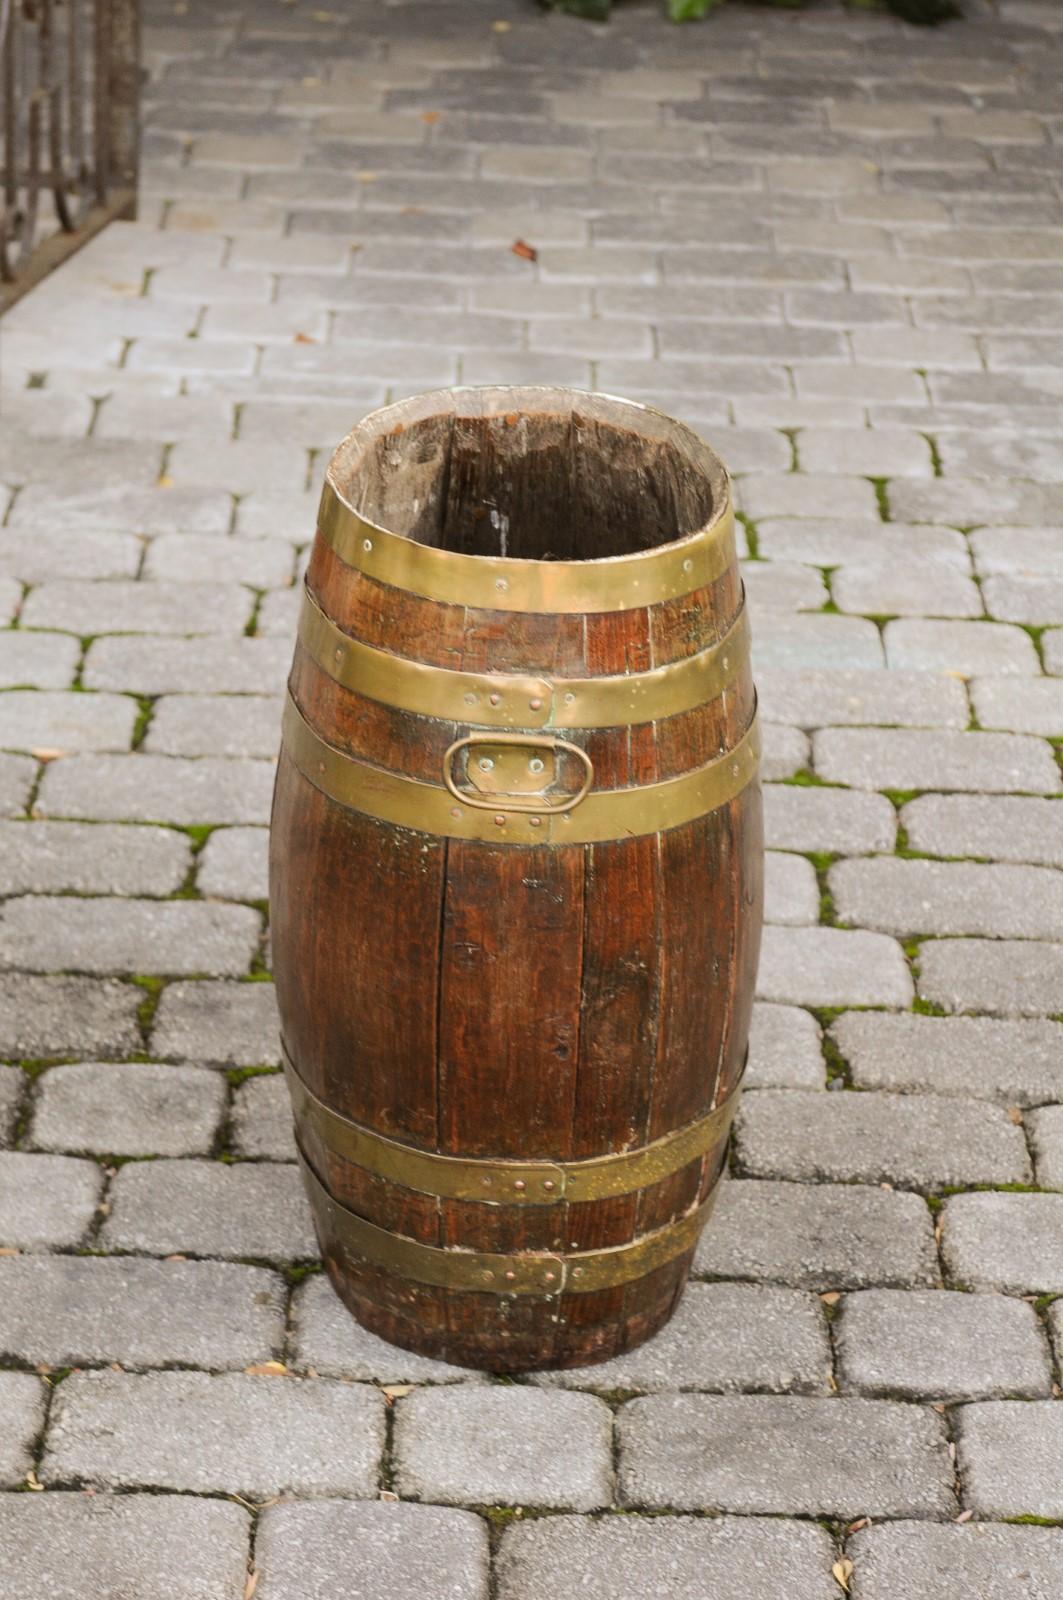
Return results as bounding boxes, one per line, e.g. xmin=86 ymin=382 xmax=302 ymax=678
xmin=832 ymin=1557 xmax=854 ymax=1593
xmin=244 ymin=1360 xmax=287 ymax=1377
xmin=511 ymin=239 xmax=538 ymax=262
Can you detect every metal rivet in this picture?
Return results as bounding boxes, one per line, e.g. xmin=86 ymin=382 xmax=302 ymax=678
xmin=732 ymin=763 xmax=740 ymax=777
xmin=481 ymin=1175 xmax=493 ymax=1187
xmin=570 ymin=1242 xmax=579 ymax=1249
xmin=572 ymin=1267 xmax=584 ymax=1279
xmin=722 ymin=656 xmax=729 ymax=670
xmin=528 ymin=757 xmax=544 ymax=774
xmin=494 ymin=814 xmax=506 ymax=826
xmin=505 ymin=1270 xmax=516 ymax=1281
xmin=479 ymin=757 xmax=494 ymax=771
xmin=529 ymin=816 xmax=542 ymax=828
xmin=682 ymin=558 xmax=693 ymax=572
xmin=450 ymin=806 xmax=462 ymax=819
xmin=496 ymin=578 xmax=508 ymax=592
xmin=488 ymin=692 xmax=501 ymax=707
xmin=563 ymin=692 xmax=575 ymax=705
xmin=529 ymin=696 xmax=542 ymax=711
xmin=544 ymin=1272 xmax=556 ymax=1284
xmin=317 ymin=761 xmax=326 ymax=775
xmin=481 ymin=1270 xmax=494 ymax=1283
xmin=464 ymin=692 xmax=477 ymax=706
xmin=362 ymin=538 xmax=372 ymax=552
xmin=333 ymin=647 xmax=343 ymax=662
xmin=542 ymin=1180 xmax=556 ymax=1192
xmin=513 ymin=1179 xmax=526 ymax=1192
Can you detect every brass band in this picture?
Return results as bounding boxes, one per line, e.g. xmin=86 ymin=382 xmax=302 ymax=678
xmin=298 ymin=583 xmax=750 ymax=731
xmin=298 ymin=1141 xmax=722 ymax=1297
xmin=283 ymin=692 xmax=761 ymax=845
xmin=318 ymin=478 xmax=737 ymax=616
xmin=284 ymin=1040 xmax=743 ymax=1208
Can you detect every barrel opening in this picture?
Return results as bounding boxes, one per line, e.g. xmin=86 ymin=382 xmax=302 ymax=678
xmin=335 ymin=391 xmax=723 ymax=565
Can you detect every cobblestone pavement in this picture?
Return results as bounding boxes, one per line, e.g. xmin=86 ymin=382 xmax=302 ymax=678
xmin=2 ymin=0 xmax=1063 ymax=1593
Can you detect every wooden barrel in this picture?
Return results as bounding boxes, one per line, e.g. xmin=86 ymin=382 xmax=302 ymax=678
xmin=269 ymin=386 xmax=762 ymax=1372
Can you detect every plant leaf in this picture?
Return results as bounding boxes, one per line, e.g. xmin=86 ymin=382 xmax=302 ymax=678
xmin=667 ymin=0 xmax=721 ymax=19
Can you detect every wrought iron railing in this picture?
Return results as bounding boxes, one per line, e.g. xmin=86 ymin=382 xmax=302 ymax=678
xmin=0 ymin=0 xmax=139 ymax=313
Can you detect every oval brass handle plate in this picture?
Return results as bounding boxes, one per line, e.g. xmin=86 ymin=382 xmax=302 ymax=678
xmin=443 ymin=733 xmax=594 ymax=815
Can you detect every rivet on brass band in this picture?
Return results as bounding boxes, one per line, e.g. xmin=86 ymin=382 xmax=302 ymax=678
xmin=282 ymin=692 xmax=761 ymax=846
xmin=318 ymin=479 xmax=736 ymax=616
xmin=284 ymin=1040 xmax=743 ymax=1207
xmin=297 ymin=1141 xmax=721 ymax=1297
xmin=299 ymin=584 xmax=750 ymax=731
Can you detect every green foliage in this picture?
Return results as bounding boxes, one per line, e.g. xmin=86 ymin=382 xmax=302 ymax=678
xmin=667 ymin=0 xmax=722 ymax=20
xmin=540 ymin=0 xmax=960 ymax=22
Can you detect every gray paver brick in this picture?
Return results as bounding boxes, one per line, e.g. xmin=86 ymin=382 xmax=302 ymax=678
xmin=836 ymin=1289 xmax=1051 ymax=1402
xmin=29 ymin=1062 xmax=226 ymax=1157
xmin=918 ymin=938 xmax=1063 ymax=1018
xmin=144 ymin=695 xmax=282 ymax=759
xmin=618 ymin=1394 xmax=954 ymax=1517
xmin=757 ymin=519 xmax=969 ymax=571
xmin=763 ymin=785 xmax=896 ymax=855
xmin=752 ymin=615 xmax=885 ymax=673
xmin=902 ymin=794 xmax=1063 ymax=869
xmin=0 ymin=753 xmax=35 ymax=817
xmin=0 ymin=895 xmax=261 ymax=977
xmin=833 ymin=1012 xmax=1063 ymax=1107
xmin=756 ymin=668 xmax=968 ymax=730
xmin=971 ymin=675 xmax=1063 ymax=736
xmin=832 ymin=562 xmax=982 ymax=619
xmin=761 ymin=722 xmax=810 ymax=781
xmin=533 ymin=1282 xmax=830 ymax=1396
xmin=747 ymin=1003 xmax=824 ymax=1092
xmin=0 ymin=1151 xmax=102 ymax=1249
xmin=38 ymin=752 xmax=275 ymax=825
xmin=0 ymin=1064 xmax=22 ymax=1145
xmin=0 ymin=691 xmax=137 ymax=754
xmin=982 ymin=574 xmax=1063 ymax=628
xmin=972 ymin=525 xmax=1063 ymax=579
xmin=694 ymin=1179 xmax=939 ymax=1291
xmin=152 ymin=978 xmax=280 ymax=1066
xmin=764 ymin=851 xmax=819 ymax=926
xmin=0 ymin=973 xmax=140 ymax=1057
xmin=831 ymin=857 xmax=1063 ymax=940
xmin=0 ymin=1255 xmax=284 ymax=1369
xmin=1026 ymin=1105 xmax=1063 ymax=1191
xmin=0 ymin=1493 xmax=252 ymax=1600
xmin=144 ymin=534 xmax=296 ymax=589
xmin=0 ymin=820 xmax=189 ymax=896
xmin=884 ymin=618 xmax=1040 ymax=676
xmin=255 ymin=1500 xmax=489 ymax=1600
xmin=83 ymin=636 xmax=290 ymax=696
xmin=956 ymin=1403 xmax=1063 ymax=1521
xmin=756 ymin=926 xmax=913 ymax=1008
xmin=232 ymin=1071 xmax=292 ymax=1160
xmin=942 ymin=1192 xmax=1063 ymax=1294
xmin=497 ymin=1514 xmax=837 ymax=1600
xmin=0 ymin=1372 xmax=47 ymax=1486
xmin=857 ymin=1521 xmax=1063 ymax=1598
xmin=291 ymin=1275 xmax=482 ymax=1385
xmin=20 ymin=581 xmax=253 ymax=637
xmin=0 ymin=632 xmax=80 ymax=690
xmin=42 ymin=1370 xmax=385 ymax=1497
xmin=736 ymin=1090 xmax=1030 ymax=1190
xmin=196 ymin=825 xmax=268 ymax=900
xmin=1045 ymin=628 xmax=1063 ymax=675
xmin=101 ymin=1158 xmax=315 ymax=1260
xmin=813 ymin=728 xmax=1060 ymax=795
xmin=394 ymin=1386 xmax=613 ymax=1512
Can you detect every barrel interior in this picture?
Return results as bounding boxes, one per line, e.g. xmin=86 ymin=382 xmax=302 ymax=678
xmin=331 ymin=390 xmax=722 ymax=564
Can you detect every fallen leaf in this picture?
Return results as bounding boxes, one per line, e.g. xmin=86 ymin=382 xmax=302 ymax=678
xmin=421 ymin=111 xmax=440 ymax=125
xmin=492 ymin=19 xmax=512 ymax=30
xmin=156 ymin=474 xmax=174 ymax=489
xmin=832 ymin=1557 xmax=854 ymax=1593
xmin=293 ymin=332 xmax=317 ymax=344
xmin=0 ymin=1247 xmax=19 ymax=1257
xmin=827 ymin=1371 xmax=838 ymax=1393
xmin=1006 ymin=1106 xmax=1023 ymax=1125
xmin=820 ymin=1291 xmax=841 ymax=1306
xmin=36 ymin=1364 xmax=53 ymax=1376
xmin=25 ymin=1470 xmax=44 ymax=1492
xmin=845 ymin=1517 xmax=869 ymax=1535
xmin=244 ymin=1361 xmax=287 ymax=1377
xmin=511 ymin=238 xmax=538 ymax=262
xmin=955 ymin=1508 xmax=974 ymax=1523
xmin=381 ymin=1384 xmax=414 ymax=1400
xmin=244 ymin=1570 xmax=259 ymax=1600
xmin=379 ymin=1489 xmax=399 ymax=1502
xmin=931 ymin=1402 xmax=946 ymax=1414
xmin=30 ymin=748 xmax=66 ymax=762
xmin=164 ymin=1254 xmax=187 ymax=1262
xmin=357 ymin=170 xmax=378 ymax=183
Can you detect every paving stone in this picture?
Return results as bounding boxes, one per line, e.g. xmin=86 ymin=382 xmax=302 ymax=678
xmin=955 ymin=1402 xmax=1063 ymax=1521
xmin=836 ymin=1289 xmax=1051 ymax=1402
xmin=0 ymin=973 xmax=140 ymax=1057
xmin=746 ymin=1003 xmax=824 ymax=1092
xmin=617 ymin=1393 xmax=953 ymax=1517
xmin=232 ymin=1071 xmax=292 ymax=1160
xmin=884 ymin=618 xmax=1040 ymax=676
xmin=833 ymin=562 xmax=982 ymax=619
xmin=756 ymin=926 xmax=913 ymax=1008
xmin=0 ymin=631 xmax=80 ymax=690
xmin=751 ymin=614 xmax=885 ymax=672
xmin=0 ymin=1372 xmax=47 ymax=1486
xmin=533 ymin=1281 xmax=830 ymax=1396
xmin=197 ymin=825 xmax=268 ymax=900
xmin=394 ymin=1386 xmax=612 ymax=1512
xmin=42 ymin=1369 xmax=384 ymax=1496
xmin=761 ymin=722 xmax=810 ymax=781
xmin=152 ymin=978 xmax=280 ymax=1066
xmin=971 ymin=676 xmax=1063 ymax=737
xmin=755 ymin=669 xmax=968 ymax=730
xmin=742 ymin=562 xmax=826 ymax=613
xmin=1046 ymin=629 xmax=1063 ymax=675
xmin=83 ymin=636 xmax=291 ymax=696
xmin=757 ymin=519 xmax=969 ymax=571
xmin=971 ymin=525 xmax=1063 ymax=579
xmin=497 ymin=1514 xmax=837 ymax=1600
xmin=798 ymin=428 xmax=934 ymax=479
xmin=0 ymin=820 xmax=190 ymax=896
xmin=764 ymin=850 xmax=820 ymax=926
xmin=255 ymin=1500 xmax=488 ymax=1600
xmin=0 ymin=1064 xmax=22 ymax=1144
xmin=1049 ymin=1301 xmax=1063 ymax=1372
xmin=919 ymin=938 xmax=1063 ymax=1018
xmin=763 ymin=786 xmax=896 ymax=855
xmin=902 ymin=793 xmax=1063 ymax=869
xmin=102 ymin=1157 xmax=314 ymax=1259
xmin=29 ymin=1061 xmax=226 ymax=1157
xmin=0 ymin=1151 xmax=102 ymax=1249
xmin=833 ymin=1012 xmax=1063 ymax=1107
xmin=38 ymin=753 xmax=275 ymax=825
xmin=0 ymin=752 xmax=35 ymax=817
xmin=0 ymin=690 xmax=137 ymax=754
xmin=941 ymin=1192 xmax=1063 ymax=1294
xmin=736 ymin=1090 xmax=1030 ymax=1191
xmin=694 ymin=1180 xmax=939 ymax=1290
xmin=291 ymin=1274 xmax=483 ymax=1384
xmin=0 ymin=1255 xmax=284 ymax=1368
xmin=144 ymin=535 xmax=296 ymax=589
xmin=1026 ymin=1105 xmax=1063 ymax=1191
xmin=0 ymin=1493 xmax=252 ymax=1600
xmin=20 ymin=581 xmax=253 ymax=637
xmin=850 ymin=1520 xmax=1063 ymax=1600
xmin=830 ymin=857 xmax=1063 ymax=940
xmin=739 ymin=474 xmax=879 ymax=522
xmin=813 ymin=728 xmax=1060 ymax=794
xmin=982 ymin=575 xmax=1063 ymax=629
xmin=144 ymin=695 xmax=282 ymax=758
xmin=0 ymin=895 xmax=261 ymax=977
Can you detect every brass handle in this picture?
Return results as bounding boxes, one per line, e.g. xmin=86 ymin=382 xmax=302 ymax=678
xmin=443 ymin=733 xmax=593 ymax=816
